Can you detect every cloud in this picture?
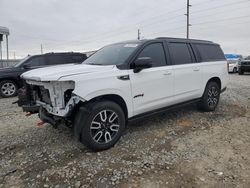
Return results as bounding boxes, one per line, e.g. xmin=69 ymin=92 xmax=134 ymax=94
xmin=0 ymin=0 xmax=250 ymax=58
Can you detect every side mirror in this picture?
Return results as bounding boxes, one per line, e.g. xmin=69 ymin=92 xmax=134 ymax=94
xmin=133 ymin=57 xmax=153 ymax=73
xmin=23 ymin=64 xmax=31 ymax=69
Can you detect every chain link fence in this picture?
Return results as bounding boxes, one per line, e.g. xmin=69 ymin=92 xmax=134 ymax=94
xmin=0 ymin=59 xmax=21 ymax=68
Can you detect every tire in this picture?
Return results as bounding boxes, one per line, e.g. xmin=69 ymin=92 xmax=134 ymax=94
xmin=233 ymin=67 xmax=237 ymax=73
xmin=198 ymin=82 xmax=220 ymax=112
xmin=74 ymin=101 xmax=125 ymax=151
xmin=0 ymin=80 xmax=18 ymax=98
xmin=238 ymin=69 xmax=244 ymax=75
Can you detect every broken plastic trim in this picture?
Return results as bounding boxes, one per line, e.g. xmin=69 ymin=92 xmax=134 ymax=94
xmin=37 ymin=95 xmax=84 ymax=117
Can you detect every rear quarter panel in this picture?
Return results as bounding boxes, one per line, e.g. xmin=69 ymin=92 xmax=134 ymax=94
xmin=201 ymin=60 xmax=228 ymax=92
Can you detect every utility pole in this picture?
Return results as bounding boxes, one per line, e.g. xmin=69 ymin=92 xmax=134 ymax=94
xmin=137 ymin=29 xmax=141 ymax=40
xmin=40 ymin=44 xmax=43 ymax=54
xmin=0 ymin=41 xmax=2 ymax=60
xmin=6 ymin=35 xmax=9 ymax=60
xmin=185 ymin=0 xmax=191 ymax=39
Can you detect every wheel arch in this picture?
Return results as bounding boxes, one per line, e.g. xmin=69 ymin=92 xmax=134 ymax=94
xmin=0 ymin=77 xmax=21 ymax=88
xmin=87 ymin=94 xmax=129 ymax=120
xmin=206 ymin=77 xmax=221 ymax=90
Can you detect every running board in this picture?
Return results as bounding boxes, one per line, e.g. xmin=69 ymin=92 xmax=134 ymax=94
xmin=128 ymin=98 xmax=201 ymax=123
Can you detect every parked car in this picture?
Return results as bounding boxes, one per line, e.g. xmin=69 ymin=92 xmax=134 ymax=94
xmin=238 ymin=56 xmax=250 ymax=75
xmin=225 ymin=54 xmax=242 ymax=73
xmin=17 ymin=37 xmax=228 ymax=151
xmin=0 ymin=52 xmax=87 ymax=97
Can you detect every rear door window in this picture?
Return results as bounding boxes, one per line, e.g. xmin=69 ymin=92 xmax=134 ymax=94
xmin=168 ymin=42 xmax=194 ymax=65
xmin=69 ymin=54 xmax=87 ymax=63
xmin=137 ymin=43 xmax=167 ymax=67
xmin=194 ymin=44 xmax=225 ymax=62
xmin=46 ymin=55 xmax=67 ymax=65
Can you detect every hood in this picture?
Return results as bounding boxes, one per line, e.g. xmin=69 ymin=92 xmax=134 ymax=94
xmin=21 ymin=64 xmax=115 ymax=81
xmin=0 ymin=67 xmax=20 ymax=73
xmin=242 ymin=59 xmax=250 ymax=62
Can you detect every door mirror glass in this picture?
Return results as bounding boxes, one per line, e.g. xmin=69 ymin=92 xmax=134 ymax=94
xmin=133 ymin=57 xmax=152 ymax=73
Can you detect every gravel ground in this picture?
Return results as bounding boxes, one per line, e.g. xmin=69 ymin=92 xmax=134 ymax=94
xmin=0 ymin=74 xmax=250 ymax=188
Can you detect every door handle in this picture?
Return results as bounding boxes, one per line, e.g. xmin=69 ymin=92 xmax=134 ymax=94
xmin=163 ymin=71 xmax=172 ymax=76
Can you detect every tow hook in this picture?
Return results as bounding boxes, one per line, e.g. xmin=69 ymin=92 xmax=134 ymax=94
xmin=25 ymin=112 xmax=32 ymax=116
xmin=39 ymin=108 xmax=60 ymax=129
xmin=37 ymin=121 xmax=45 ymax=128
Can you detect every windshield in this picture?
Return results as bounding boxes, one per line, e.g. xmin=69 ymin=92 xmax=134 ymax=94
xmin=13 ymin=56 xmax=31 ymax=67
xmin=84 ymin=43 xmax=140 ymax=65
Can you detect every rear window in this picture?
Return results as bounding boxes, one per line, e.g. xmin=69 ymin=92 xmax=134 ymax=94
xmin=195 ymin=44 xmax=225 ymax=62
xmin=46 ymin=54 xmax=87 ymax=65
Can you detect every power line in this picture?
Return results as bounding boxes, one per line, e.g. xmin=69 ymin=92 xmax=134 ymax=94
xmin=191 ymin=0 xmax=250 ymax=14
xmin=193 ymin=15 xmax=250 ymax=25
xmin=10 ymin=0 xmax=250 ymax=53
xmin=49 ymin=0 xmax=250 ymax=48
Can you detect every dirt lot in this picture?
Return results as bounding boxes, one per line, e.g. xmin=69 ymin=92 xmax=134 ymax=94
xmin=0 ymin=74 xmax=250 ymax=188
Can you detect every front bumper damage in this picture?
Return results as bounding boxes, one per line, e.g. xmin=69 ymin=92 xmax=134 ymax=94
xmin=17 ymin=80 xmax=83 ymax=125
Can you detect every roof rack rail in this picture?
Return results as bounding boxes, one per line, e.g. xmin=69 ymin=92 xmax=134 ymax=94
xmin=155 ymin=37 xmax=213 ymax=44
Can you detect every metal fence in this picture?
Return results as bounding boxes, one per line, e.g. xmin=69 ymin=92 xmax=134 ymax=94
xmin=0 ymin=59 xmax=21 ymax=68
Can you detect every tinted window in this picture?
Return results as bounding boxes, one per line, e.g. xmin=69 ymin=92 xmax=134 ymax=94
xmin=195 ymin=44 xmax=225 ymax=62
xmin=137 ymin=43 xmax=166 ymax=67
xmin=70 ymin=54 xmax=87 ymax=63
xmin=46 ymin=55 xmax=67 ymax=65
xmin=168 ymin=43 xmax=193 ymax=65
xmin=25 ymin=56 xmax=45 ymax=67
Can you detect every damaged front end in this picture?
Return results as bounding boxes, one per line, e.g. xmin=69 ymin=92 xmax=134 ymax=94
xmin=17 ymin=80 xmax=83 ymax=126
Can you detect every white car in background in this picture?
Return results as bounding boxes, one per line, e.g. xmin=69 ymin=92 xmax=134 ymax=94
xmin=225 ymin=54 xmax=243 ymax=73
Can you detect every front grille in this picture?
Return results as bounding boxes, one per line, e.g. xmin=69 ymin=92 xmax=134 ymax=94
xmin=27 ymin=85 xmax=51 ymax=105
xmin=242 ymin=61 xmax=250 ymax=65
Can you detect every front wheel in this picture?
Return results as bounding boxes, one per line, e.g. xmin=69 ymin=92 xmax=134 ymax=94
xmin=198 ymin=82 xmax=220 ymax=112
xmin=74 ymin=101 xmax=125 ymax=151
xmin=0 ymin=80 xmax=18 ymax=98
xmin=233 ymin=67 xmax=237 ymax=73
xmin=238 ymin=69 xmax=244 ymax=75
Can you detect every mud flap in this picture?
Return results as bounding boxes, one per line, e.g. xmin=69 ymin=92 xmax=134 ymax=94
xmin=73 ymin=106 xmax=90 ymax=141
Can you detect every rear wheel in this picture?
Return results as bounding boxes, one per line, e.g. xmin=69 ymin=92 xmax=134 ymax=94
xmin=198 ymin=82 xmax=220 ymax=112
xmin=0 ymin=80 xmax=18 ymax=98
xmin=74 ymin=101 xmax=125 ymax=151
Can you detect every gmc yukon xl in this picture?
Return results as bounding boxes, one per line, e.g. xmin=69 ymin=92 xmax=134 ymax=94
xmin=17 ymin=37 xmax=228 ymax=151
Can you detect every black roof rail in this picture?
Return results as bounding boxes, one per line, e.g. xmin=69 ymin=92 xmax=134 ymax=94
xmin=43 ymin=52 xmax=85 ymax=55
xmin=155 ymin=37 xmax=214 ymax=44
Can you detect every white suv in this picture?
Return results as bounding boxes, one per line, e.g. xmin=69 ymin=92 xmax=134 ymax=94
xmin=18 ymin=37 xmax=228 ymax=151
